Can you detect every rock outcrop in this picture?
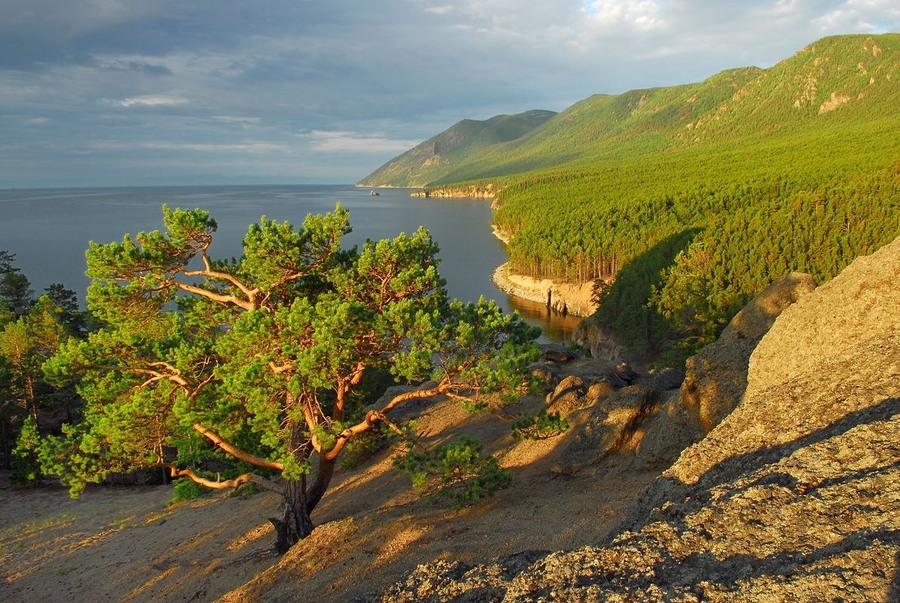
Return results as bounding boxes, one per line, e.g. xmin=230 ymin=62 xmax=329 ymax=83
xmin=572 ymin=317 xmax=626 ymax=361
xmin=746 ymin=244 xmax=900 ymax=397
xmin=548 ymin=270 xmax=819 ymax=479
xmin=551 ymin=384 xmax=665 ymax=475
xmin=491 ymin=263 xmax=597 ymax=317
xmin=530 ymin=351 xmax=693 ymax=477
xmin=380 ymin=236 xmax=900 ymax=602
xmin=680 ymin=271 xmax=817 ymax=434
xmin=409 ymin=184 xmax=499 ymax=199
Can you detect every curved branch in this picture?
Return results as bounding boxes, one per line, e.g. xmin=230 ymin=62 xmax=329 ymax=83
xmin=322 ymin=378 xmax=451 ymax=461
xmin=182 ymin=264 xmax=260 ymax=305
xmin=300 ymin=395 xmax=326 ymax=454
xmin=268 ymin=360 xmax=293 ymax=375
xmin=380 ymin=377 xmax=451 ymax=415
xmin=172 ymin=280 xmax=258 ymax=311
xmin=79 ymin=362 xmax=192 ymax=391
xmin=167 ymin=466 xmax=285 ymax=496
xmin=192 ymin=422 xmax=285 ymax=471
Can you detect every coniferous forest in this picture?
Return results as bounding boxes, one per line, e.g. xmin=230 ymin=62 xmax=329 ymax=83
xmin=361 ymin=33 xmax=900 ymax=362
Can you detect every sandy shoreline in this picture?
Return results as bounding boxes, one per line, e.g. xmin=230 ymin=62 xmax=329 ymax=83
xmin=0 ymin=389 xmax=659 ymax=602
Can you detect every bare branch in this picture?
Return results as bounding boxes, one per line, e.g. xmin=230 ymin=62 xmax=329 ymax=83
xmin=172 ymin=280 xmax=258 ymax=311
xmin=166 ymin=466 xmax=285 ymax=496
xmin=379 ymin=377 xmax=451 ymax=415
xmin=268 ymin=360 xmax=293 ymax=375
xmin=322 ymin=379 xmax=451 ymax=460
xmin=192 ymin=422 xmax=285 ymax=471
xmin=182 ymin=264 xmax=260 ymax=304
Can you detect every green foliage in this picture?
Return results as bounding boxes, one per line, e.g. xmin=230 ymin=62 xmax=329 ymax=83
xmin=510 ymin=410 xmax=569 ymax=440
xmin=0 ymin=284 xmax=84 ymax=470
xmin=35 ymin=202 xmax=538 ymax=535
xmin=44 ymin=284 xmax=93 ymax=337
xmin=359 ymin=110 xmax=557 ymax=187
xmin=0 ymin=250 xmax=35 ymax=316
xmin=171 ymin=476 xmax=208 ymax=503
xmin=393 ymin=435 xmax=511 ymax=507
xmin=591 ymin=279 xmax=612 ymax=308
xmin=339 ymin=428 xmax=387 ymax=470
xmin=11 ymin=416 xmax=42 ymax=485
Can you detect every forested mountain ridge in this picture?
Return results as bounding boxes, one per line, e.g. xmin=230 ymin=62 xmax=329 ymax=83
xmin=363 ymin=34 xmax=897 ymax=189
xmin=360 ymin=33 xmax=900 ymax=364
xmin=357 ymin=109 xmax=556 ymax=187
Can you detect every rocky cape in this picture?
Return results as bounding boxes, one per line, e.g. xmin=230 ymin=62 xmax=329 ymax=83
xmin=380 ymin=235 xmax=900 ymax=601
xmin=409 ymin=183 xmax=499 ymax=199
xmin=491 ymin=262 xmax=597 ymax=318
xmin=484 ymin=212 xmax=597 ymax=318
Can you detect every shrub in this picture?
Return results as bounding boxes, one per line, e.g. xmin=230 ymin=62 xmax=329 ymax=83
xmin=510 ymin=410 xmax=569 ymax=440
xmin=170 ymin=476 xmax=208 ymax=503
xmin=11 ymin=417 xmax=42 ymax=485
xmin=393 ymin=435 xmax=511 ymax=507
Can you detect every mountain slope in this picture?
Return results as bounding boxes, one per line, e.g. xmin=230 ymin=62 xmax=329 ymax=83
xmin=357 ymin=109 xmax=556 ymax=187
xmin=360 ymin=34 xmax=900 ymax=365
xmin=361 ymin=34 xmax=899 ymax=188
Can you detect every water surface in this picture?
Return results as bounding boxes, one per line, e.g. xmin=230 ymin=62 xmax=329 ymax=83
xmin=0 ymin=185 xmax=578 ymax=340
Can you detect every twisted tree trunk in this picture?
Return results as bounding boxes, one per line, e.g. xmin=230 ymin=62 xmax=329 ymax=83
xmin=272 ymin=477 xmax=315 ymax=554
xmin=305 ymin=455 xmax=336 ymax=513
xmin=271 ymin=418 xmax=316 ymax=553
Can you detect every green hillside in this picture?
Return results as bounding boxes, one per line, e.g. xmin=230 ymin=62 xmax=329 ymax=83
xmin=357 ymin=110 xmax=556 ymax=187
xmin=361 ymin=34 xmax=900 ymax=363
xmin=422 ymin=67 xmax=765 ymax=184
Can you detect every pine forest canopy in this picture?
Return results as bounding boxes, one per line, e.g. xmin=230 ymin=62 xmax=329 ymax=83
xmin=361 ymin=33 xmax=900 ymax=361
xmin=36 ymin=205 xmax=541 ymax=552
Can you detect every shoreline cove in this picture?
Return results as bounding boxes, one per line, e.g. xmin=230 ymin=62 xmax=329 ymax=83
xmin=491 ymin=262 xmax=596 ymax=318
xmin=372 ymin=183 xmax=596 ymax=323
xmin=489 ymin=220 xmax=596 ymax=319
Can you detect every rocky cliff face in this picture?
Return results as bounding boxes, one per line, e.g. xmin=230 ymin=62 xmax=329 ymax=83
xmin=491 ymin=263 xmax=597 ymax=318
xmin=680 ymin=272 xmax=817 ymax=434
xmin=380 ymin=236 xmax=900 ymax=602
xmin=409 ymin=184 xmax=499 ymax=199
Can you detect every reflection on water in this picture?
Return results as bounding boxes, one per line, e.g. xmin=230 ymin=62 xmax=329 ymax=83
xmin=505 ymin=295 xmax=583 ymax=343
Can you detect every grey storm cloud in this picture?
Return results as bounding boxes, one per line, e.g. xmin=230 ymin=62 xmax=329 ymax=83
xmin=0 ymin=0 xmax=897 ymax=187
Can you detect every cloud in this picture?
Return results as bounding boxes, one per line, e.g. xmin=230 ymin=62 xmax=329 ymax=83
xmin=423 ymin=4 xmax=454 ymax=15
xmin=211 ymin=115 xmax=262 ymax=125
xmin=813 ymin=0 xmax=900 ymax=31
xmin=583 ymin=0 xmax=666 ymax=30
xmin=305 ymin=131 xmax=425 ymax=154
xmin=116 ymin=95 xmax=188 ymax=108
xmin=149 ymin=142 xmax=293 ymax=154
xmin=93 ymin=140 xmax=294 ymax=154
xmin=0 ymin=1 xmax=897 ymax=187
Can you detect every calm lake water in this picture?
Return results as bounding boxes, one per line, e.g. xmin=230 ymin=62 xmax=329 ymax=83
xmin=0 ymin=184 xmax=580 ymax=341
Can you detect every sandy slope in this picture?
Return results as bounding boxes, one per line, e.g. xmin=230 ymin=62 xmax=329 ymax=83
xmin=0 ymin=389 xmax=658 ymax=602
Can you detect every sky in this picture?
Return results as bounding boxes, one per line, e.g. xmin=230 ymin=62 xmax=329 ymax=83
xmin=1 ymin=1 xmax=897 ymax=188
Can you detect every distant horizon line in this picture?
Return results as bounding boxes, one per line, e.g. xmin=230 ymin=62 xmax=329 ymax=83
xmin=1 ymin=182 xmax=426 ymax=192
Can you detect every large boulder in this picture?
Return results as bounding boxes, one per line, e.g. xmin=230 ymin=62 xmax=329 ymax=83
xmin=747 ymin=241 xmax=900 ymax=398
xmin=679 ymin=272 xmax=817 ymax=433
xmin=545 ymin=375 xmax=588 ymax=414
xmin=552 ymin=384 xmax=664 ymax=474
xmin=572 ymin=319 xmax=626 ymax=361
